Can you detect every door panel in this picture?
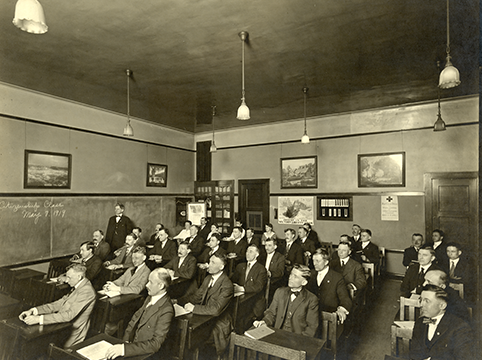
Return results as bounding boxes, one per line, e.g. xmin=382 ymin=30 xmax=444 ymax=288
xmin=239 ymin=179 xmax=270 ymax=233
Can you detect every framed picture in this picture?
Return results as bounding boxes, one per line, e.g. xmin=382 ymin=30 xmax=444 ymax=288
xmin=24 ymin=150 xmax=72 ymax=189
xmin=147 ymin=163 xmax=168 ymax=187
xmin=277 ymin=196 xmax=314 ymax=224
xmin=187 ymin=202 xmax=207 ymax=225
xmin=358 ymin=152 xmax=406 ymax=187
xmin=280 ymin=156 xmax=317 ymax=189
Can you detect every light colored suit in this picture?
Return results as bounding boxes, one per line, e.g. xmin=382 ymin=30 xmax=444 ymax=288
xmin=113 ymin=263 xmax=150 ymax=294
xmin=36 ymin=278 xmax=96 ymax=348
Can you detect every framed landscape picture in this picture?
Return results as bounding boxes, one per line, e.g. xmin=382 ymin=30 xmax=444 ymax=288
xmin=147 ymin=163 xmax=168 ymax=187
xmin=280 ymin=156 xmax=317 ymax=189
xmin=358 ymin=152 xmax=406 ymax=187
xmin=24 ymin=150 xmax=72 ymax=189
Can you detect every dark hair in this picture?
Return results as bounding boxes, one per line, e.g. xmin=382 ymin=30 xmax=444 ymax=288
xmin=115 ymin=203 xmax=125 ymax=210
xmin=303 ymin=223 xmax=312 ymax=230
xmin=412 ymin=233 xmax=424 ymax=239
xmin=246 ymin=227 xmax=255 ymax=233
xmin=432 ymin=229 xmax=445 ymax=238
xmin=185 ymin=220 xmax=192 ymax=225
xmin=80 ymin=241 xmax=95 ymax=252
xmin=179 ymin=241 xmax=192 ymax=250
xmin=94 ymin=229 xmax=104 ymax=236
xmin=352 ymin=224 xmax=361 ymax=229
xmin=133 ymin=226 xmax=142 ymax=233
xmin=422 ymin=284 xmax=448 ymax=303
xmin=209 ymin=233 xmax=220 ymax=242
xmin=265 ymin=223 xmax=273 ymax=230
xmin=159 ymin=228 xmax=170 ymax=236
xmin=298 ymin=226 xmax=308 ymax=233
xmin=284 ymin=228 xmax=296 ymax=236
xmin=292 ymin=264 xmax=311 ymax=282
xmin=212 ymin=252 xmax=227 ymax=266
xmin=340 ymin=234 xmax=350 ymax=239
xmin=339 ymin=240 xmax=353 ymax=250
xmin=133 ymin=246 xmax=146 ymax=255
xmin=446 ymin=242 xmax=462 ymax=251
xmin=265 ymin=238 xmax=277 ymax=246
xmin=361 ymin=229 xmax=372 ymax=237
xmin=313 ymin=248 xmax=330 ymax=261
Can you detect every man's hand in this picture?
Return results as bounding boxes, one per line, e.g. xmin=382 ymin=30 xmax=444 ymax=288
xmin=234 ymin=284 xmax=245 ymax=293
xmin=253 ymin=320 xmax=266 ymax=328
xmin=108 ymin=283 xmax=121 ymax=292
xmin=227 ymin=253 xmax=237 ymax=259
xmin=361 ymin=255 xmax=368 ymax=262
xmin=184 ymin=303 xmax=195 ymax=312
xmin=267 ymin=270 xmax=272 ymax=277
xmin=105 ymin=344 xmax=124 ymax=359
xmin=24 ymin=315 xmax=40 ymax=325
xmin=335 ymin=306 xmax=349 ymax=324
xmin=19 ymin=308 xmax=35 ymax=320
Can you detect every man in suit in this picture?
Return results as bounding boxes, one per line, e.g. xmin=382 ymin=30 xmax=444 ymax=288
xmin=132 ymin=226 xmax=146 ymax=247
xmin=67 ymin=241 xmax=103 ymax=287
xmin=402 ymin=233 xmax=424 ymax=267
xmin=105 ymin=203 xmax=133 ymax=252
xmin=226 ymin=226 xmax=248 ymax=264
xmin=92 ymin=229 xmax=111 ymax=261
xmin=178 ymin=253 xmax=234 ymax=357
xmin=353 ymin=228 xmax=379 ymax=264
xmin=147 ymin=223 xmax=164 ymax=246
xmin=147 ymin=228 xmax=177 ymax=270
xmin=186 ymin=225 xmax=205 ymax=259
xmin=410 ymin=285 xmax=474 ymax=360
xmin=262 ymin=238 xmax=285 ymax=284
xmin=254 ymin=265 xmax=319 ymax=337
xmin=349 ymin=224 xmax=362 ymax=244
xmin=298 ymin=226 xmax=317 ymax=266
xmin=105 ymin=268 xmax=174 ymax=359
xmin=330 ymin=241 xmax=366 ymax=294
xmin=308 ymin=249 xmax=352 ymax=324
xmin=284 ymin=228 xmax=304 ymax=274
xmin=104 ymin=233 xmax=138 ymax=270
xmin=165 ymin=241 xmax=197 ymax=280
xmin=445 ymin=242 xmax=474 ymax=302
xmin=198 ymin=216 xmax=211 ymax=241
xmin=198 ymin=233 xmax=227 ymax=266
xmin=429 ymin=229 xmax=449 ymax=266
xmin=104 ymin=246 xmax=150 ymax=295
xmin=400 ymin=245 xmax=440 ymax=298
xmin=19 ymin=264 xmax=96 ymax=348
xmin=245 ymin=228 xmax=261 ymax=247
xmin=303 ymin=223 xmax=319 ymax=246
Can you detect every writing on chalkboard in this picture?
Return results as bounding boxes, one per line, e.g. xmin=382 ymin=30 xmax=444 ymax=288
xmin=0 ymin=198 xmax=66 ymax=224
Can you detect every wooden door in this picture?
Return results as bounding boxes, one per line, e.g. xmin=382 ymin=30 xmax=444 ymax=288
xmin=238 ymin=179 xmax=270 ymax=234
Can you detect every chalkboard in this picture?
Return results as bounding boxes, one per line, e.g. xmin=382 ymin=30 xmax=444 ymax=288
xmin=0 ymin=196 xmax=181 ymax=266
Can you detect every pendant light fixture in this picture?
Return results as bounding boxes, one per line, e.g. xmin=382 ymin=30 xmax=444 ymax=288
xmin=123 ymin=69 xmax=134 ymax=137
xmin=301 ymin=87 xmax=310 ymax=144
xmin=434 ymin=62 xmax=446 ymax=131
xmin=236 ymin=31 xmax=250 ymax=120
xmin=12 ymin=0 xmax=48 ymax=34
xmin=439 ymin=0 xmax=460 ymax=89
xmin=210 ymin=106 xmax=217 ymax=153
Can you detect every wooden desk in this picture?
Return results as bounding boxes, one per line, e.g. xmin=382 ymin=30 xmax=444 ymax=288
xmin=0 ymin=316 xmax=71 ymax=359
xmin=232 ymin=292 xmax=259 ymax=334
xmin=0 ymin=293 xmax=20 ymax=320
xmin=70 ymin=333 xmax=153 ymax=360
xmin=172 ymin=313 xmax=217 ymax=360
xmin=11 ymin=268 xmax=46 ymax=301
xmin=168 ymin=277 xmax=194 ymax=300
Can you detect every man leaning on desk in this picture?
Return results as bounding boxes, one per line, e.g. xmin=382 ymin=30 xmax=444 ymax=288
xmin=19 ymin=264 xmax=96 ymax=348
xmin=104 ymin=268 xmax=174 ymax=359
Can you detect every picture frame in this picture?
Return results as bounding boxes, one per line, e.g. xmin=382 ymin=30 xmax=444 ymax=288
xmin=280 ymin=156 xmax=317 ymax=189
xmin=277 ymin=196 xmax=314 ymax=224
xmin=358 ymin=152 xmax=406 ymax=187
xmin=24 ymin=150 xmax=72 ymax=189
xmin=187 ymin=202 xmax=207 ymax=225
xmin=146 ymin=163 xmax=168 ymax=187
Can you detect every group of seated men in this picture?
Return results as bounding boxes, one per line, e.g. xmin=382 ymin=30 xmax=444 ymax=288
xmin=18 ymin=219 xmax=387 ymax=359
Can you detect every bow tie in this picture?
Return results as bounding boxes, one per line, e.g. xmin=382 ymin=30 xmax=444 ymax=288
xmin=422 ymin=317 xmax=437 ymax=325
xmin=291 ymin=290 xmax=301 ymax=297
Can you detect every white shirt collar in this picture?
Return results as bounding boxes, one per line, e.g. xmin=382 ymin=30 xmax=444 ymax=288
xmin=451 ymin=258 xmax=460 ymax=266
xmin=148 ymin=292 xmax=167 ymax=307
xmin=210 ymin=271 xmax=223 ymax=285
xmin=317 ymin=266 xmax=329 ymax=285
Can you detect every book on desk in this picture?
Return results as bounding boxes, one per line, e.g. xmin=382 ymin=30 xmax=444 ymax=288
xmin=76 ymin=340 xmax=113 ymax=360
xmin=244 ymin=325 xmax=275 ymax=340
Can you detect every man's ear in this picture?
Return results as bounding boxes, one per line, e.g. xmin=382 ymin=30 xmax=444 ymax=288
xmin=301 ymin=279 xmax=308 ymax=287
xmin=439 ymin=300 xmax=447 ymax=311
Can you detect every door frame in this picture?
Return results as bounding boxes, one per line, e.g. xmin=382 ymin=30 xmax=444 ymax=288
xmin=238 ymin=179 xmax=270 ymax=233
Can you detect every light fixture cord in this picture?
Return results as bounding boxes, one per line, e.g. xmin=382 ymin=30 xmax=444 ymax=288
xmin=445 ymin=0 xmax=450 ymax=56
xmin=303 ymin=87 xmax=308 ymax=134
xmin=437 ymin=62 xmax=442 ymax=116
xmin=212 ymin=105 xmax=216 ymax=140
xmin=127 ymin=70 xmax=131 ymax=123
xmin=241 ymin=35 xmax=246 ymax=100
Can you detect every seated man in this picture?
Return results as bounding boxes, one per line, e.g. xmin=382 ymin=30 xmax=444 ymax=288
xmin=65 ymin=241 xmax=102 ymax=289
xmin=147 ymin=223 xmax=164 ymax=246
xmin=185 ymin=225 xmax=205 ymax=259
xmin=303 ymin=222 xmax=319 ymax=246
xmin=223 ymin=219 xmax=246 ymax=242
xmin=177 ymin=253 xmax=234 ymax=357
xmin=423 ymin=269 xmax=471 ymax=324
xmin=353 ymin=228 xmax=379 ymax=264
xmin=410 ymin=285 xmax=474 ymax=360
xmin=103 ymin=246 xmax=150 ymax=295
xmin=329 ymin=240 xmax=366 ymax=296
xmin=92 ymin=229 xmax=111 ymax=262
xmin=402 ymin=233 xmax=424 ymax=268
xmin=400 ymin=245 xmax=440 ymax=298
xmin=298 ymin=226 xmax=317 ymax=266
xmin=19 ymin=264 xmax=96 ymax=348
xmin=198 ymin=233 xmax=227 ymax=266
xmin=226 ymin=226 xmax=248 ymax=263
xmin=253 ymin=265 xmax=319 ymax=337
xmin=132 ymin=226 xmax=146 ymax=247
xmin=104 ymin=233 xmax=138 ymax=270
xmin=445 ymin=242 xmax=474 ymax=302
xmin=429 ymin=229 xmax=449 ymax=266
xmin=147 ymin=228 xmax=177 ymax=270
xmin=307 ymin=249 xmax=352 ymax=325
xmin=164 ymin=241 xmax=197 ymax=280
xmin=284 ymin=228 xmax=304 ymax=274
xmin=173 ymin=220 xmax=192 ymax=243
xmin=262 ymin=238 xmax=285 ymax=286
xmin=105 ymin=268 xmax=174 ymax=359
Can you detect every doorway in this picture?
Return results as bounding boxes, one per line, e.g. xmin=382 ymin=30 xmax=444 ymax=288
xmin=238 ymin=179 xmax=270 ymax=234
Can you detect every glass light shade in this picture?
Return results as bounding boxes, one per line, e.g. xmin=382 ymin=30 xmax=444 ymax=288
xmin=13 ymin=0 xmax=48 ymax=34
xmin=237 ymin=99 xmax=250 ymax=120
xmin=210 ymin=142 xmax=217 ymax=153
xmin=439 ymin=60 xmax=461 ymax=89
xmin=433 ymin=114 xmax=446 ymax=132
xmin=123 ymin=121 xmax=134 ymax=136
xmin=301 ymin=133 xmax=310 ymax=144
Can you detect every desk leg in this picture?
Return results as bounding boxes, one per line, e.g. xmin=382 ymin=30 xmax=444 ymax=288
xmin=178 ymin=319 xmax=188 ymax=360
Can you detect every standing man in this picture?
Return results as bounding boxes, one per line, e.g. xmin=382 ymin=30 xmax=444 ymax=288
xmin=105 ymin=203 xmax=133 ymax=252
xmin=105 ymin=268 xmax=174 ymax=359
xmin=198 ymin=217 xmax=211 ymax=241
xmin=19 ymin=264 xmax=96 ymax=348
xmin=402 ymin=233 xmax=424 ymax=268
xmin=410 ymin=285 xmax=474 ymax=360
xmin=253 ymin=265 xmax=319 ymax=337
xmin=93 ymin=229 xmax=111 ymax=262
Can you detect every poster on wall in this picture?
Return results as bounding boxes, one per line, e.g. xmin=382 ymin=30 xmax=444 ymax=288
xmin=277 ymin=196 xmax=314 ymax=224
xmin=381 ymin=195 xmax=399 ymax=221
xmin=187 ymin=202 xmax=206 ymax=225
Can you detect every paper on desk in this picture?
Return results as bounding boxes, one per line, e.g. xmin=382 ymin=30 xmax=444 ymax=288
xmin=97 ymin=290 xmax=121 ymax=298
xmin=244 ymin=325 xmax=275 ymax=340
xmin=76 ymin=340 xmax=113 ymax=360
xmin=49 ymin=277 xmax=59 ymax=283
xmin=394 ymin=321 xmax=415 ymax=329
xmin=174 ymin=303 xmax=191 ymax=317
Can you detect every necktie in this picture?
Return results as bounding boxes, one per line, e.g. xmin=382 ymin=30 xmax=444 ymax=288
xmin=449 ymin=261 xmax=455 ymax=278
xmin=419 ymin=267 xmax=425 ymax=281
xmin=290 ymin=291 xmax=300 ymax=302
xmin=131 ymin=267 xmax=137 ymax=276
xmin=245 ymin=263 xmax=251 ymax=282
xmin=341 ymin=260 xmax=345 ymax=269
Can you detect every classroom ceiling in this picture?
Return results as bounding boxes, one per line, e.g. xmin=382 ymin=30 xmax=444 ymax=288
xmin=0 ymin=0 xmax=478 ymax=133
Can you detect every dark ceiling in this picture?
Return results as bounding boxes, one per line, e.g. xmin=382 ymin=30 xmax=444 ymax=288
xmin=0 ymin=0 xmax=478 ymax=133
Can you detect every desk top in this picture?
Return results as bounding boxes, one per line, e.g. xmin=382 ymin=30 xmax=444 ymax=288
xmin=12 ymin=268 xmax=45 ymax=280
xmin=1 ymin=317 xmax=71 ymax=341
xmin=98 ymin=293 xmax=143 ymax=306
xmin=71 ymin=333 xmax=153 ymax=360
xmin=0 ymin=293 xmax=19 ymax=307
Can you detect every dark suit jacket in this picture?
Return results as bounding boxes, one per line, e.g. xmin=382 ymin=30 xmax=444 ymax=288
xmin=187 ymin=234 xmax=206 ymax=259
xmin=83 ymin=255 xmax=103 ymax=289
xmin=445 ymin=286 xmax=471 ymax=324
xmin=164 ymin=254 xmax=197 ymax=280
xmin=198 ymin=224 xmax=211 ymax=241
xmin=246 ymin=236 xmax=261 ymax=248
xmin=198 ymin=246 xmax=227 ymax=264
xmin=232 ymin=261 xmax=268 ymax=294
xmin=109 ymin=245 xmax=135 ymax=269
xmin=113 ymin=263 xmax=151 ymax=294
xmin=285 ymin=241 xmax=304 ymax=268
xmin=105 ymin=215 xmax=133 ymax=251
xmin=226 ymin=238 xmax=248 ymax=263
xmin=429 ymin=240 xmax=449 ymax=266
xmin=400 ymin=262 xmax=441 ymax=298
xmin=263 ymin=287 xmax=319 ymax=337
xmin=307 ymin=230 xmax=319 ymax=245
xmin=299 ymin=237 xmax=317 ymax=255
xmin=147 ymin=239 xmax=177 ymax=268
xmin=444 ymin=257 xmax=475 ymax=303
xmin=403 ymin=246 xmax=419 ymax=267
xmin=263 ymin=251 xmax=285 ymax=283
xmin=123 ymin=294 xmax=174 ymax=357
xmin=330 ymin=257 xmax=366 ymax=291
xmin=94 ymin=241 xmax=111 ymax=262
xmin=353 ymin=241 xmax=379 ymax=263
xmin=410 ymin=311 xmax=474 ymax=360
xmin=307 ymin=268 xmax=352 ymax=313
